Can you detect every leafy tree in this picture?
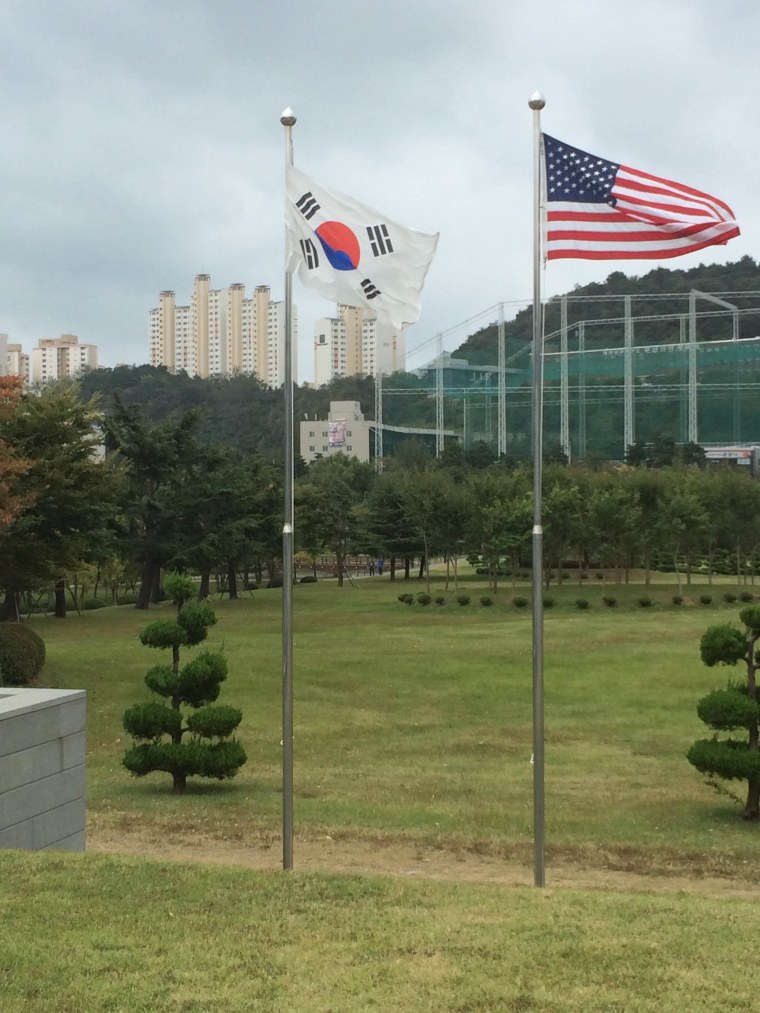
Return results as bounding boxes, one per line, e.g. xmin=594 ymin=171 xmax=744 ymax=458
xmin=0 ymin=377 xmax=32 ymax=530
xmin=468 ymin=470 xmax=531 ymax=591
xmin=688 ymin=606 xmax=760 ymax=820
xmin=542 ymin=474 xmax=584 ymax=588
xmin=123 ymin=572 xmax=246 ymax=795
xmin=365 ymin=471 xmax=424 ymax=580
xmin=0 ymin=382 xmax=118 ymax=619
xmin=295 ymin=455 xmax=375 ymax=587
xmin=587 ymin=475 xmax=643 ymax=584
xmin=657 ymin=484 xmax=708 ymax=593
xmin=103 ymin=399 xmax=204 ymax=608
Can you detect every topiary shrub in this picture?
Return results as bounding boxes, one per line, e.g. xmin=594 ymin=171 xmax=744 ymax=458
xmin=417 ymin=593 xmax=432 ymax=606
xmin=542 ymin=596 xmax=555 ymax=609
xmin=512 ymin=596 xmax=529 ymax=608
xmin=575 ymin=598 xmax=590 ymax=610
xmin=595 ymin=571 xmax=604 ymax=580
xmin=398 ymin=593 xmax=414 ymax=605
xmin=672 ymin=595 xmax=684 ymax=606
xmin=299 ymin=575 xmax=318 ymax=584
xmin=434 ymin=595 xmax=446 ymax=606
xmin=80 ymin=598 xmax=108 ymax=611
xmin=700 ymin=595 xmax=713 ymax=606
xmin=723 ymin=592 xmax=738 ymax=604
xmin=479 ymin=595 xmax=493 ymax=607
xmin=456 ymin=594 xmax=471 ymax=607
xmin=602 ymin=595 xmax=617 ymax=608
xmin=117 ymin=593 xmax=138 ymax=606
xmin=580 ymin=572 xmax=588 ymax=580
xmin=267 ymin=577 xmax=284 ymax=589
xmin=123 ymin=572 xmax=246 ymax=795
xmin=0 ymin=623 xmax=46 ymax=686
xmin=688 ymin=608 xmax=760 ymax=819
xmin=637 ymin=596 xmax=653 ymax=608
xmin=740 ymin=592 xmax=754 ymax=603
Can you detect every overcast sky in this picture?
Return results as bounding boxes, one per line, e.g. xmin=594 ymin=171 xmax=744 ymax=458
xmin=1 ymin=0 xmax=755 ymax=381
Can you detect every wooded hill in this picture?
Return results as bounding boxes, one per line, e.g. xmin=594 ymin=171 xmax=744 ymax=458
xmin=455 ymin=255 xmax=760 ymax=364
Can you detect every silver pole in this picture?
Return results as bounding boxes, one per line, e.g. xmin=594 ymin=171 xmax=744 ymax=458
xmin=529 ymin=90 xmax=546 ymax=888
xmin=281 ymin=106 xmax=296 ymax=871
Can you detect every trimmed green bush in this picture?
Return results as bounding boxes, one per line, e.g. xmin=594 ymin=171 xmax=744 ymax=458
xmin=542 ymin=596 xmax=555 ymax=609
xmin=81 ymin=598 xmax=108 ymax=611
xmin=723 ymin=592 xmax=738 ymax=604
xmin=512 ymin=596 xmax=529 ymax=608
xmin=672 ymin=595 xmax=684 ymax=605
xmin=299 ymin=575 xmax=318 ymax=584
xmin=123 ymin=572 xmax=246 ymax=795
xmin=433 ymin=595 xmax=446 ymax=606
xmin=602 ymin=596 xmax=617 ymax=608
xmin=740 ymin=592 xmax=754 ymax=603
xmin=417 ymin=593 xmax=432 ymax=606
xmin=0 ymin=623 xmax=46 ymax=686
xmin=637 ymin=596 xmax=653 ymax=608
xmin=699 ymin=595 xmax=713 ymax=606
xmin=575 ymin=598 xmax=590 ymax=610
xmin=456 ymin=595 xmax=471 ymax=607
xmin=398 ymin=593 xmax=414 ymax=605
xmin=479 ymin=595 xmax=493 ymax=607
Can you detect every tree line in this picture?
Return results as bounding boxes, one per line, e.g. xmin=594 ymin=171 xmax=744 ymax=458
xmin=2 ymin=374 xmax=759 ymax=618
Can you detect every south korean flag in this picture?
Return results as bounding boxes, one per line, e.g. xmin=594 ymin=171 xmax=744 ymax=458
xmin=285 ymin=164 xmax=438 ymax=330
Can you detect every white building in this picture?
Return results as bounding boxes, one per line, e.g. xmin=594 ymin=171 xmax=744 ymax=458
xmin=300 ymin=401 xmax=372 ymax=464
xmin=312 ymin=305 xmax=405 ymax=385
xmin=150 ymin=276 xmax=296 ymax=386
xmin=6 ymin=343 xmax=29 ymax=382
xmin=29 ymin=335 xmax=98 ymax=385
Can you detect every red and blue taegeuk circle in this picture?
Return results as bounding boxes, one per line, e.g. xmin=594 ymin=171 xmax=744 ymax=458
xmin=315 ymin=221 xmax=360 ymax=271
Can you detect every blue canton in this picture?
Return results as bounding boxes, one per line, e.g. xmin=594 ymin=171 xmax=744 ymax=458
xmin=544 ymin=135 xmax=619 ymax=205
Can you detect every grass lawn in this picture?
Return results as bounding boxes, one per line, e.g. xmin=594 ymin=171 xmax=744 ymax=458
xmin=5 ymin=570 xmax=760 ymax=1010
xmin=2 ymin=849 xmax=760 ymax=1011
xmin=25 ymin=569 xmax=760 ymax=878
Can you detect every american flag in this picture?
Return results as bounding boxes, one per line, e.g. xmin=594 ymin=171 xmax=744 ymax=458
xmin=542 ymin=134 xmax=740 ymax=260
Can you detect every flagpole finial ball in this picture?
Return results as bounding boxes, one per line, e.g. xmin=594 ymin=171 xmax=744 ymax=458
xmin=281 ymin=107 xmax=297 ymax=126
xmin=528 ymin=92 xmax=546 ymax=110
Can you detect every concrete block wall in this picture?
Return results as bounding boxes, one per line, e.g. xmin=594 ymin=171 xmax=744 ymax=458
xmin=0 ymin=687 xmax=86 ymax=851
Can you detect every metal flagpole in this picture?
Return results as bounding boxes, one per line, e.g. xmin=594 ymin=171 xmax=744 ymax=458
xmin=281 ymin=106 xmax=296 ymax=871
xmin=529 ymin=91 xmax=546 ymax=888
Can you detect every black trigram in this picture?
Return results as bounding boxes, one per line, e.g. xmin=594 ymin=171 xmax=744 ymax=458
xmin=367 ymin=223 xmax=393 ymax=257
xmin=361 ymin=279 xmax=382 ymax=300
xmin=300 ymin=238 xmax=319 ymax=270
xmin=295 ymin=191 xmax=320 ymax=220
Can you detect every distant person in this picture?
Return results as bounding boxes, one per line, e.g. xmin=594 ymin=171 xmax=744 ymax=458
xmin=377 ymin=558 xmax=384 ymax=576
xmin=368 ymin=558 xmax=375 ymax=576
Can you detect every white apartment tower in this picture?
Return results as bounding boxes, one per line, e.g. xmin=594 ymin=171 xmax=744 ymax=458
xmin=6 ymin=343 xmax=30 ymax=382
xmin=150 ymin=276 xmax=296 ymax=386
xmin=312 ymin=304 xmax=405 ymax=385
xmin=29 ymin=334 xmax=98 ymax=385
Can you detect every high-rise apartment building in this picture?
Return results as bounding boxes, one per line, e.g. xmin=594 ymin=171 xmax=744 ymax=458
xmin=6 ymin=342 xmax=30 ymax=382
xmin=149 ymin=276 xmax=296 ymax=386
xmin=29 ymin=334 xmax=98 ymax=385
xmin=312 ymin=304 xmax=405 ymax=386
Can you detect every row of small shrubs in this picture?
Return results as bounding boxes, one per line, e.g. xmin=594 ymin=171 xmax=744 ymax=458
xmin=398 ymin=591 xmax=757 ymax=611
xmin=398 ymin=592 xmax=493 ymax=607
xmin=0 ymin=623 xmax=46 ymax=686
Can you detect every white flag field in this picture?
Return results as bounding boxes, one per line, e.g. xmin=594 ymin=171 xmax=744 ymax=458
xmin=285 ymin=164 xmax=439 ymax=331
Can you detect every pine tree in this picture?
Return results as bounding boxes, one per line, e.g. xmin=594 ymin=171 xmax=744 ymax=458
xmin=123 ymin=573 xmax=246 ymax=794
